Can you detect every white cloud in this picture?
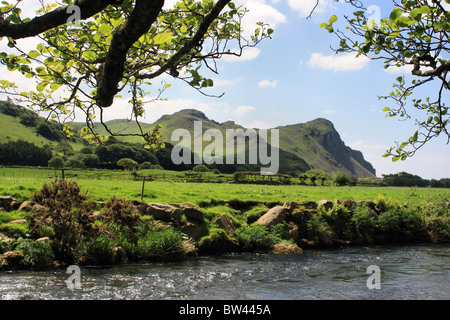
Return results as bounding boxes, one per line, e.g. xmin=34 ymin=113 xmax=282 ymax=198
xmin=322 ymin=110 xmax=335 ymax=115
xmin=384 ymin=64 xmax=414 ymax=75
xmin=258 ymin=80 xmax=279 ymax=88
xmin=306 ymin=52 xmax=370 ymax=72
xmin=287 ymin=0 xmax=335 ymax=18
xmin=233 ymin=105 xmax=255 ymax=116
xmin=234 ymin=0 xmax=287 ymax=38
xmin=223 ymin=47 xmax=262 ymax=62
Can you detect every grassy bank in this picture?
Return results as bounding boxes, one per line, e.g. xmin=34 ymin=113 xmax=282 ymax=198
xmin=0 ymin=169 xmax=449 ymax=270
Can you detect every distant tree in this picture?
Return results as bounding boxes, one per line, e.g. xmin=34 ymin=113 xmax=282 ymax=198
xmin=82 ymin=154 xmax=100 ymax=168
xmin=48 ymin=156 xmax=64 ymax=169
xmin=0 ymin=140 xmax=52 ymax=166
xmin=64 ymin=157 xmax=86 ymax=169
xmin=334 ymin=172 xmax=350 ymax=186
xmin=117 ymin=158 xmax=138 ymax=171
xmin=298 ymin=173 xmax=308 ymax=185
xmin=139 ymin=161 xmax=154 ymax=170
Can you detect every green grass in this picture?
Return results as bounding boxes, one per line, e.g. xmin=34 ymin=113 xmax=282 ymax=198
xmin=0 ymin=167 xmax=448 ymax=206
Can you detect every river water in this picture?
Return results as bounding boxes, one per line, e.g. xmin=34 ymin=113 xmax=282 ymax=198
xmin=0 ymin=244 xmax=448 ymax=300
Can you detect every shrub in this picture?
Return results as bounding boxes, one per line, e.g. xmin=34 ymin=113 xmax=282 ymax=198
xmin=128 ymin=227 xmax=185 ymax=261
xmin=236 ymin=225 xmax=280 ymax=252
xmin=306 ymin=214 xmax=335 ymax=246
xmin=334 ymin=171 xmax=350 ymax=186
xmin=192 ymin=164 xmax=209 ymax=172
xmin=351 ymin=204 xmax=377 ymax=236
xmin=117 ymin=158 xmax=138 ymax=171
xmin=16 ymin=238 xmax=54 ymax=269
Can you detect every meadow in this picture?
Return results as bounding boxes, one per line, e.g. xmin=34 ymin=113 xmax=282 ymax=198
xmin=0 ymin=167 xmax=448 ymax=207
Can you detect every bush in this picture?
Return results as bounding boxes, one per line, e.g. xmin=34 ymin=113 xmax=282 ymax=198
xmin=15 ymin=238 xmax=54 ymax=269
xmin=334 ymin=171 xmax=350 ymax=186
xmin=236 ymin=225 xmax=280 ymax=252
xmin=117 ymin=158 xmax=138 ymax=171
xmin=351 ymin=205 xmax=377 ymax=236
xmin=193 ymin=164 xmax=209 ymax=172
xmin=127 ymin=227 xmax=185 ymax=261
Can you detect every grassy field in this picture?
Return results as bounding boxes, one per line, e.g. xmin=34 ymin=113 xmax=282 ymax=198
xmin=0 ymin=167 xmax=448 ymax=206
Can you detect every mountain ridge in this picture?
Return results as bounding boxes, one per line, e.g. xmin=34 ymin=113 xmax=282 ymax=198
xmin=84 ymin=108 xmax=376 ymax=177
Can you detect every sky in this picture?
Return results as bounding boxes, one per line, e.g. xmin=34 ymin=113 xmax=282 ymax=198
xmin=1 ymin=0 xmax=450 ymax=179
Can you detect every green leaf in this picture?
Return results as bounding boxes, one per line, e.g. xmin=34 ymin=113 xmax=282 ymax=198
xmin=389 ymin=9 xmax=402 ymax=23
xmin=153 ymin=32 xmax=173 ymax=45
xmin=36 ymin=81 xmax=48 ymax=92
xmin=98 ymin=24 xmax=112 ymax=36
xmin=28 ymin=50 xmax=40 ymax=59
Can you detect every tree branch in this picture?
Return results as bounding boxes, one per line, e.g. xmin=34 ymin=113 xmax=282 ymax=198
xmin=0 ymin=0 xmax=121 ymax=39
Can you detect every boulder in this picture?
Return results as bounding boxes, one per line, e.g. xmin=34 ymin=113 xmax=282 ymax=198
xmin=179 ymin=221 xmax=207 ymax=240
xmin=212 ymin=213 xmax=237 ymax=234
xmin=0 ymin=196 xmax=20 ymax=212
xmin=317 ymin=200 xmax=333 ymax=211
xmin=9 ymin=219 xmax=27 ymax=224
xmin=254 ymin=205 xmax=287 ymax=227
xmin=287 ymin=223 xmax=299 ymax=242
xmin=198 ymin=232 xmax=240 ymax=255
xmin=340 ymin=199 xmax=356 ymax=211
xmin=271 ymin=243 xmax=303 ymax=254
xmin=0 ymin=232 xmax=12 ymax=243
xmin=179 ymin=203 xmax=204 ymax=222
xmin=146 ymin=203 xmax=181 ymax=222
xmin=17 ymin=201 xmax=36 ymax=212
xmin=254 ymin=201 xmax=299 ymax=227
xmin=297 ymin=200 xmax=317 ymax=209
xmin=36 ymin=237 xmax=51 ymax=244
xmin=0 ymin=251 xmax=25 ymax=270
xmin=357 ymin=200 xmax=376 ymax=210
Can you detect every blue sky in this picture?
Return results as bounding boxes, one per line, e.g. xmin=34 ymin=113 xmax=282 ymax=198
xmin=2 ymin=0 xmax=450 ymax=179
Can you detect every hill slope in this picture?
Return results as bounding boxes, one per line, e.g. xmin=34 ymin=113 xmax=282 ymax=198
xmin=71 ymin=109 xmax=375 ymax=177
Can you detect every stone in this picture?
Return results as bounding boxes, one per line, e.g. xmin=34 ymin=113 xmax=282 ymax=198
xmin=36 ymin=237 xmax=51 ymax=243
xmin=0 ymin=232 xmax=12 ymax=242
xmin=287 ymin=223 xmax=299 ymax=242
xmin=17 ymin=201 xmax=36 ymax=212
xmin=254 ymin=205 xmax=288 ymax=227
xmin=179 ymin=203 xmax=204 ymax=222
xmin=340 ymin=199 xmax=357 ymax=211
xmin=212 ymin=213 xmax=237 ymax=234
xmin=0 ymin=196 xmax=20 ymax=212
xmin=297 ymin=200 xmax=317 ymax=209
xmin=282 ymin=201 xmax=299 ymax=211
xmin=198 ymin=232 xmax=240 ymax=255
xmin=146 ymin=203 xmax=182 ymax=222
xmin=357 ymin=200 xmax=376 ymax=210
xmin=271 ymin=243 xmax=303 ymax=254
xmin=9 ymin=219 xmax=27 ymax=224
xmin=179 ymin=221 xmax=207 ymax=240
xmin=317 ymin=200 xmax=333 ymax=211
xmin=31 ymin=204 xmax=47 ymax=213
xmin=1 ymin=251 xmax=25 ymax=269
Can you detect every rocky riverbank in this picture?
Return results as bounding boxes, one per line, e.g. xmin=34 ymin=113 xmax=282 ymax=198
xmin=0 ymin=179 xmax=449 ymax=270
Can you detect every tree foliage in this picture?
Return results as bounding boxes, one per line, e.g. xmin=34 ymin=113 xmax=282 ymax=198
xmin=0 ymin=0 xmax=272 ymax=149
xmin=321 ymin=0 xmax=450 ymax=160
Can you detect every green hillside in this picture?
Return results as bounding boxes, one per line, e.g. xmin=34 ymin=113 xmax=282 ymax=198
xmin=71 ymin=109 xmax=376 ymax=177
xmin=0 ymin=100 xmax=85 ymax=151
xmin=1 ymin=99 xmax=376 ymax=177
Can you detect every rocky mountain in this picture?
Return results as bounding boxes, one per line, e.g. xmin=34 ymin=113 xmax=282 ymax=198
xmin=87 ymin=109 xmax=375 ymax=177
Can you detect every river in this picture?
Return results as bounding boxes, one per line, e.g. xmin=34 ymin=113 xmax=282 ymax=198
xmin=0 ymin=244 xmax=448 ymax=300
